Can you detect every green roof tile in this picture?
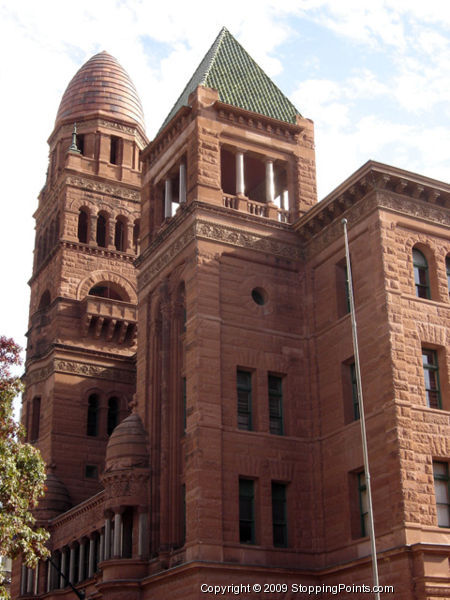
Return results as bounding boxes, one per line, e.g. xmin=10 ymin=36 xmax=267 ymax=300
xmin=158 ymin=27 xmax=300 ymax=133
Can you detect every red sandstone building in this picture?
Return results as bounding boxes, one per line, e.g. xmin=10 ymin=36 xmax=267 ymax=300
xmin=12 ymin=28 xmax=450 ymax=600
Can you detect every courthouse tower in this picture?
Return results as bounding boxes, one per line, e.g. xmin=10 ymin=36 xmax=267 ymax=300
xmin=23 ymin=51 xmax=147 ymax=509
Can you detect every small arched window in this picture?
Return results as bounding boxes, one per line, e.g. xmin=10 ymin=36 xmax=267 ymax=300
xmin=96 ymin=214 xmax=107 ymax=248
xmin=133 ymin=219 xmax=140 ymax=254
xmin=88 ymin=283 xmax=127 ymax=301
xmin=107 ymin=397 xmax=119 ymax=435
xmin=30 ymin=397 xmax=41 ymax=442
xmin=413 ymin=248 xmax=430 ymax=299
xmin=114 ymin=218 xmax=126 ymax=252
xmin=86 ymin=394 xmax=99 ymax=437
xmin=78 ymin=209 xmax=89 ymax=243
xmin=38 ymin=290 xmax=51 ymax=310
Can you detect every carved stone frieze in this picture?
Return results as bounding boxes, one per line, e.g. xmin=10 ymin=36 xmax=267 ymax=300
xmin=26 ymin=359 xmax=135 ymax=384
xmin=54 ymin=359 xmax=135 ymax=383
xmin=138 ymin=225 xmax=196 ymax=288
xmin=26 ymin=364 xmax=54 ymax=386
xmin=195 ymin=220 xmax=302 ymax=259
xmin=302 ymin=190 xmax=450 ymax=259
xmin=138 ymin=219 xmax=302 ymax=288
xmin=65 ymin=175 xmax=140 ymax=202
xmin=376 ymin=191 xmax=450 ymax=225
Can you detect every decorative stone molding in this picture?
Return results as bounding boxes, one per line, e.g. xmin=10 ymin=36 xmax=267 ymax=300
xmin=77 ymin=270 xmax=137 ymax=302
xmin=66 ymin=175 xmax=140 ymax=202
xmin=302 ymin=190 xmax=450 ymax=260
xmin=26 ymin=364 xmax=54 ymax=386
xmin=98 ymin=119 xmax=147 ymax=148
xmin=139 ymin=219 xmax=302 ymax=288
xmin=216 ymin=105 xmax=300 ymax=144
xmin=54 ymin=359 xmax=135 ymax=383
xmin=27 ymin=359 xmax=135 ymax=385
xmin=194 ymin=220 xmax=302 ymax=260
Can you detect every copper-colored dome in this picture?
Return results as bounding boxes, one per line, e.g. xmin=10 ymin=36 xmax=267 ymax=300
xmin=105 ymin=413 xmax=148 ymax=472
xmin=37 ymin=473 xmax=72 ymax=516
xmin=55 ymin=51 xmax=145 ymax=130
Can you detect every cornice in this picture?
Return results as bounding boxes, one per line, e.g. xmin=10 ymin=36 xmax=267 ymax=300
xmin=215 ymin=101 xmax=303 ymax=145
xmin=143 ymin=107 xmax=192 ymax=165
xmin=297 ymin=161 xmax=450 ymax=258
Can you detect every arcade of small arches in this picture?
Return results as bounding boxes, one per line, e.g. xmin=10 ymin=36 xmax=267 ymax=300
xmin=77 ymin=207 xmax=140 ymax=254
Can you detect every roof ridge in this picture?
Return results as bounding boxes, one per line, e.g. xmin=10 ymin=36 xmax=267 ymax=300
xmin=201 ymin=26 xmax=228 ymax=84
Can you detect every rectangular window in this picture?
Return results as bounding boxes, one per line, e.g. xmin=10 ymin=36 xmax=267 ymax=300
xmin=433 ymin=462 xmax=450 ymax=527
xmin=422 ymin=348 xmax=441 ymax=409
xmin=237 ymin=370 xmax=252 ymax=430
xmin=272 ymin=482 xmax=287 ymax=547
xmin=239 ymin=478 xmax=255 ymax=544
xmin=268 ymin=375 xmax=284 ymax=435
xmin=336 ymin=259 xmax=350 ymax=317
xmin=110 ymin=136 xmax=120 ymax=165
xmin=350 ymin=363 xmax=360 ymax=420
xmin=357 ymin=472 xmax=368 ymax=537
xmin=182 ymin=377 xmax=187 ymax=433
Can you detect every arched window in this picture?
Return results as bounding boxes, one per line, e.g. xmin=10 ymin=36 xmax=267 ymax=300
xmin=114 ymin=218 xmax=126 ymax=251
xmin=88 ymin=283 xmax=128 ymax=301
xmin=446 ymin=256 xmax=450 ymax=297
xmin=107 ymin=397 xmax=119 ymax=435
xmin=30 ymin=397 xmax=41 ymax=442
xmin=38 ymin=290 xmax=51 ymax=310
xmin=413 ymin=248 xmax=430 ymax=299
xmin=86 ymin=394 xmax=99 ymax=436
xmin=96 ymin=213 xmax=107 ymax=248
xmin=133 ymin=219 xmax=140 ymax=254
xmin=78 ymin=209 xmax=89 ymax=243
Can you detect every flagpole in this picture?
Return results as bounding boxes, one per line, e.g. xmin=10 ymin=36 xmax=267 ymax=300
xmin=342 ymin=218 xmax=380 ymax=599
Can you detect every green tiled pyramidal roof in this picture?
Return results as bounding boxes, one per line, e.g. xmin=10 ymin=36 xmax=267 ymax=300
xmin=158 ymin=27 xmax=300 ymax=133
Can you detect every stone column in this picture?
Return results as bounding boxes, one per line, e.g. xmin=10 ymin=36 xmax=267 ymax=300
xmin=88 ymin=537 xmax=96 ymax=578
xmin=281 ymin=189 xmax=288 ymax=211
xmin=69 ymin=545 xmax=76 ymax=584
xmin=46 ymin=560 xmax=52 ymax=593
xmin=21 ymin=564 xmax=27 ymax=596
xmin=89 ymin=213 xmax=97 ymax=246
xmin=60 ymin=549 xmax=67 ymax=588
xmin=138 ymin=510 xmax=149 ymax=558
xmin=165 ymin=178 xmax=173 ymax=218
xmin=179 ymin=162 xmax=187 ymax=204
xmin=104 ymin=516 xmax=112 ymax=560
xmin=107 ymin=216 xmax=115 ymax=249
xmin=26 ymin=567 xmax=34 ymax=594
xmin=126 ymin=222 xmax=134 ymax=253
xmin=265 ymin=159 xmax=275 ymax=203
xmin=236 ymin=151 xmax=245 ymax=196
xmin=99 ymin=529 xmax=105 ymax=562
xmin=113 ymin=511 xmax=123 ymax=558
xmin=78 ymin=539 xmax=86 ymax=582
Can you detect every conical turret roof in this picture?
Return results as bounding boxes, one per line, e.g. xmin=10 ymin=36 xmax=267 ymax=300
xmin=55 ymin=51 xmax=145 ymax=131
xmin=159 ymin=27 xmax=300 ymax=132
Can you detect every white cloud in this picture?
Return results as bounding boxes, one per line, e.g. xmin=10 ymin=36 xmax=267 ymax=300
xmin=0 ymin=0 xmax=449 ymax=351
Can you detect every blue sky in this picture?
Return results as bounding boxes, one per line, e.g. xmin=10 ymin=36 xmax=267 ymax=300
xmin=0 ymin=0 xmax=449 ymax=353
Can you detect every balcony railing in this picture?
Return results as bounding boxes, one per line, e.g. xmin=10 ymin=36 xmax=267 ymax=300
xmin=222 ymin=194 xmax=289 ymax=223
